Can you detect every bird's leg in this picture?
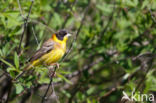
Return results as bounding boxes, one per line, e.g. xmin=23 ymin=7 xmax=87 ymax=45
xmin=48 ymin=63 xmax=59 ymax=77
xmin=48 ymin=66 xmax=55 ymax=77
xmin=50 ymin=63 xmax=59 ymax=69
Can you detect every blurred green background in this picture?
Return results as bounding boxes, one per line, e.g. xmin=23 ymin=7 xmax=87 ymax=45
xmin=0 ymin=0 xmax=156 ymax=103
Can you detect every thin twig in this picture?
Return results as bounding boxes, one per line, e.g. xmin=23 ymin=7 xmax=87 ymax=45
xmin=41 ymin=0 xmax=61 ymax=37
xmin=134 ymin=60 xmax=153 ymax=94
xmin=30 ymin=20 xmax=55 ymax=33
xmin=32 ymin=25 xmax=39 ymax=45
xmin=17 ymin=0 xmax=25 ymax=19
xmin=149 ymin=8 xmax=156 ymax=23
xmin=18 ymin=0 xmax=34 ymax=54
xmin=62 ymin=3 xmax=90 ymax=61
xmin=5 ymin=83 xmax=12 ymax=103
xmin=41 ymin=67 xmax=57 ymax=103
xmin=51 ymin=82 xmax=60 ymax=103
xmin=101 ymin=88 xmax=116 ymax=98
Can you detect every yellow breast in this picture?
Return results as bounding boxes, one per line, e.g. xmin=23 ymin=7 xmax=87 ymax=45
xmin=42 ymin=47 xmax=65 ymax=65
xmin=31 ymin=34 xmax=67 ymax=66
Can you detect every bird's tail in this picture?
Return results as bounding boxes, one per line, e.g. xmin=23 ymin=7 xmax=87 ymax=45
xmin=14 ymin=64 xmax=33 ymax=81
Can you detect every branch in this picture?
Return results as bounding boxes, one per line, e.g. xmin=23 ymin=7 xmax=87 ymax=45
xmin=0 ymin=77 xmax=12 ymax=103
xmin=41 ymin=67 xmax=57 ymax=103
xmin=5 ymin=82 xmax=12 ymax=103
xmin=62 ymin=2 xmax=90 ymax=61
xmin=17 ymin=0 xmax=25 ymax=19
xmin=32 ymin=25 xmax=39 ymax=45
xmin=41 ymin=1 xmax=61 ymax=35
xmin=30 ymin=20 xmax=55 ymax=33
xmin=133 ymin=53 xmax=154 ymax=94
xmin=18 ymin=0 xmax=34 ymax=54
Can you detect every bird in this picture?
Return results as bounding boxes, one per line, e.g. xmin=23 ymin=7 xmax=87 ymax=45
xmin=14 ymin=29 xmax=71 ymax=80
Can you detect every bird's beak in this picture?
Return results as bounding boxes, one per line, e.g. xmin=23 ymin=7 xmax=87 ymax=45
xmin=66 ymin=33 xmax=71 ymax=37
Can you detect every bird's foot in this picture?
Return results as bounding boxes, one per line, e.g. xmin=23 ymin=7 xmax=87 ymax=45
xmin=48 ymin=67 xmax=56 ymax=77
xmin=49 ymin=63 xmax=59 ymax=69
xmin=47 ymin=63 xmax=59 ymax=77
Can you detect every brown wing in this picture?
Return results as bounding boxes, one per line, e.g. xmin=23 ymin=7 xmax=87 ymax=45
xmin=29 ymin=39 xmax=55 ymax=62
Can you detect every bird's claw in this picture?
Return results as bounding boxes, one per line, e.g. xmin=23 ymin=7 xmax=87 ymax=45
xmin=49 ymin=63 xmax=59 ymax=69
xmin=47 ymin=63 xmax=59 ymax=77
xmin=49 ymin=71 xmax=56 ymax=77
xmin=55 ymin=63 xmax=59 ymax=69
xmin=48 ymin=67 xmax=56 ymax=77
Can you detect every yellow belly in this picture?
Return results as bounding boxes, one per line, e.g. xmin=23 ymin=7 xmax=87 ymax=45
xmin=31 ymin=49 xmax=65 ymax=66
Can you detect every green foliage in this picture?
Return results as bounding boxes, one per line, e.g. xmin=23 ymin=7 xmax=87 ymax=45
xmin=15 ymin=83 xmax=24 ymax=94
xmin=0 ymin=0 xmax=156 ymax=103
xmin=14 ymin=52 xmax=19 ymax=70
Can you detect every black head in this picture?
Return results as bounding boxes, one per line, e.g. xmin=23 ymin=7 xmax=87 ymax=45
xmin=56 ymin=30 xmax=68 ymax=40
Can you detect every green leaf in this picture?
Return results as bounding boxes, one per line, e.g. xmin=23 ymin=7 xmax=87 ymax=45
xmin=51 ymin=13 xmax=62 ymax=28
xmin=0 ymin=50 xmax=3 ymax=57
xmin=14 ymin=52 xmax=19 ymax=69
xmin=96 ymin=3 xmax=112 ymax=14
xmin=7 ymin=67 xmax=16 ymax=72
xmin=87 ymin=99 xmax=91 ymax=103
xmin=15 ymin=84 xmax=24 ymax=94
xmin=141 ymin=0 xmax=149 ymax=9
xmin=87 ymin=87 xmax=95 ymax=95
xmin=2 ymin=43 xmax=10 ymax=57
xmin=0 ymin=58 xmax=14 ymax=68
xmin=58 ymin=69 xmax=71 ymax=75
xmin=2 ymin=12 xmax=22 ymax=28
xmin=62 ymin=90 xmax=71 ymax=98
xmin=57 ymin=73 xmax=72 ymax=84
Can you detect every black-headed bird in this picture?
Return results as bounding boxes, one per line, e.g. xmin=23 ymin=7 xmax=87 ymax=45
xmin=15 ymin=29 xmax=71 ymax=80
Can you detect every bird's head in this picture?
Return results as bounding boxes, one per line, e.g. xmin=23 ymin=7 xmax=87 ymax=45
xmin=52 ymin=30 xmax=71 ymax=42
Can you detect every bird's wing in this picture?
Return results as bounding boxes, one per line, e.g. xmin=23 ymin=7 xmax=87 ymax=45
xmin=29 ymin=39 xmax=55 ymax=62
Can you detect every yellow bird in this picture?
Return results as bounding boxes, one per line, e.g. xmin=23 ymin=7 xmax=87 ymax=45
xmin=15 ymin=30 xmax=71 ymax=80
